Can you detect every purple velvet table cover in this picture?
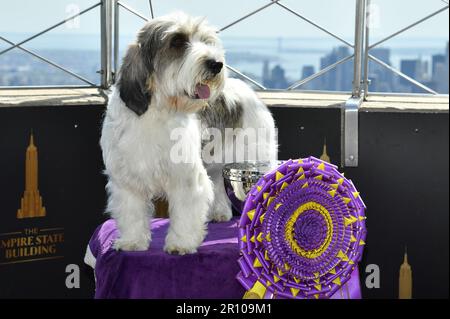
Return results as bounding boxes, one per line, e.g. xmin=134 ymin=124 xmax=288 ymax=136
xmin=87 ymin=217 xmax=361 ymax=299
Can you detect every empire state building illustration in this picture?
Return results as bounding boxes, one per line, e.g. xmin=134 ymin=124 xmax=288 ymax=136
xmin=17 ymin=133 xmax=46 ymax=219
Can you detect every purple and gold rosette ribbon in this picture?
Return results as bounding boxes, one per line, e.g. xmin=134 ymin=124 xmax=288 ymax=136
xmin=237 ymin=157 xmax=367 ymax=299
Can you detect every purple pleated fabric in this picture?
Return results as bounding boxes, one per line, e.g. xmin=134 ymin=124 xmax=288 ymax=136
xmin=237 ymin=157 xmax=367 ymax=299
xmin=88 ymin=218 xmax=245 ymax=299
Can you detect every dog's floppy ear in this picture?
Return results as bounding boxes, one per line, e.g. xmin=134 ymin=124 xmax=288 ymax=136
xmin=118 ymin=44 xmax=151 ymax=116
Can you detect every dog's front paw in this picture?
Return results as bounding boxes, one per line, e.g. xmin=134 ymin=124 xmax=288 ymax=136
xmin=164 ymin=229 xmax=205 ymax=255
xmin=164 ymin=242 xmax=197 ymax=255
xmin=113 ymin=234 xmax=150 ymax=251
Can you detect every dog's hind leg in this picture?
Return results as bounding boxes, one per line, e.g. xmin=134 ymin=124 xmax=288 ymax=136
xmin=206 ymin=164 xmax=232 ymax=222
xmin=164 ymin=167 xmax=213 ymax=254
xmin=107 ymin=182 xmax=152 ymax=251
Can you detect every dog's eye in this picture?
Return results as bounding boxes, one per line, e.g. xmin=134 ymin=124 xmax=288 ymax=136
xmin=170 ymin=34 xmax=188 ymax=48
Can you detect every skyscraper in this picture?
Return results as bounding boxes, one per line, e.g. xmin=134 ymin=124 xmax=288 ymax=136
xmin=262 ymin=60 xmax=270 ymax=87
xmin=439 ymin=41 xmax=450 ymax=94
xmin=319 ymin=46 xmax=353 ymax=91
xmin=400 ymin=60 xmax=417 ymax=92
xmin=270 ymin=65 xmax=288 ymax=89
xmin=431 ymin=51 xmax=448 ymax=93
xmin=431 ymin=54 xmax=445 ymax=76
xmin=301 ymin=65 xmax=315 ymax=78
xmin=17 ymin=133 xmax=46 ymax=219
xmin=400 ymin=59 xmax=428 ymax=93
xmin=301 ymin=65 xmax=315 ymax=90
xmin=263 ymin=63 xmax=288 ymax=89
xmin=368 ymin=48 xmax=393 ymax=92
xmin=399 ymin=249 xmax=412 ymax=299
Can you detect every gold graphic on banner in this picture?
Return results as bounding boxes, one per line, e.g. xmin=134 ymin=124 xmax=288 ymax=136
xmin=320 ymin=138 xmax=331 ymax=163
xmin=399 ymin=247 xmax=412 ymax=299
xmin=0 ymin=132 xmax=64 ymax=265
xmin=0 ymin=227 xmax=64 ymax=265
xmin=17 ymin=133 xmax=46 ymax=219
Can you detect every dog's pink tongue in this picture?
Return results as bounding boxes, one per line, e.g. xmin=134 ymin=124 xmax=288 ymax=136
xmin=195 ymin=84 xmax=210 ymax=99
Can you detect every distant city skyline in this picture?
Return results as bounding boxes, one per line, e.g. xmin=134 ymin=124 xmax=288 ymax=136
xmin=1 ymin=1 xmax=448 ymax=93
xmin=1 ymin=32 xmax=446 ymax=72
xmin=1 ymin=39 xmax=448 ymax=94
xmin=260 ymin=40 xmax=449 ymax=93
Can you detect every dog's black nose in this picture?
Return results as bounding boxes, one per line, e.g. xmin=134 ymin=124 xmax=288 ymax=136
xmin=206 ymin=59 xmax=223 ymax=75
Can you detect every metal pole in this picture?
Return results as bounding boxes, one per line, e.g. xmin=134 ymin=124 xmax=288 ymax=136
xmin=101 ymin=0 xmax=113 ymax=89
xmin=149 ymin=0 xmax=155 ymax=19
xmin=114 ymin=0 xmax=119 ymax=83
xmin=342 ymin=0 xmax=367 ymax=167
xmin=363 ymin=0 xmax=371 ymax=99
xmin=352 ymin=0 xmax=366 ymax=97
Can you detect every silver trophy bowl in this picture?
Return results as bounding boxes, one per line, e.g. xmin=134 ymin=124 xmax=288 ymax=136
xmin=223 ymin=161 xmax=282 ymax=214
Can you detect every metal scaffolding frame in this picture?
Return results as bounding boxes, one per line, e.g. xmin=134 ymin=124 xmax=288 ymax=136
xmin=0 ymin=2 xmax=102 ymax=88
xmin=0 ymin=0 xmax=447 ymax=95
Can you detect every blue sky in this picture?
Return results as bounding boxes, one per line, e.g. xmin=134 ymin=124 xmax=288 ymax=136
xmin=0 ymin=0 xmax=448 ymax=41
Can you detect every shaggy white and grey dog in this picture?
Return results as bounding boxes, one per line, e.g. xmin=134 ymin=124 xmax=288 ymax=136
xmin=100 ymin=12 xmax=277 ymax=254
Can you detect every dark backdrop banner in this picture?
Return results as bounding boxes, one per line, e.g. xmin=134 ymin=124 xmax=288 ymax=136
xmin=0 ymin=103 xmax=448 ymax=299
xmin=0 ymin=105 xmax=107 ymax=298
